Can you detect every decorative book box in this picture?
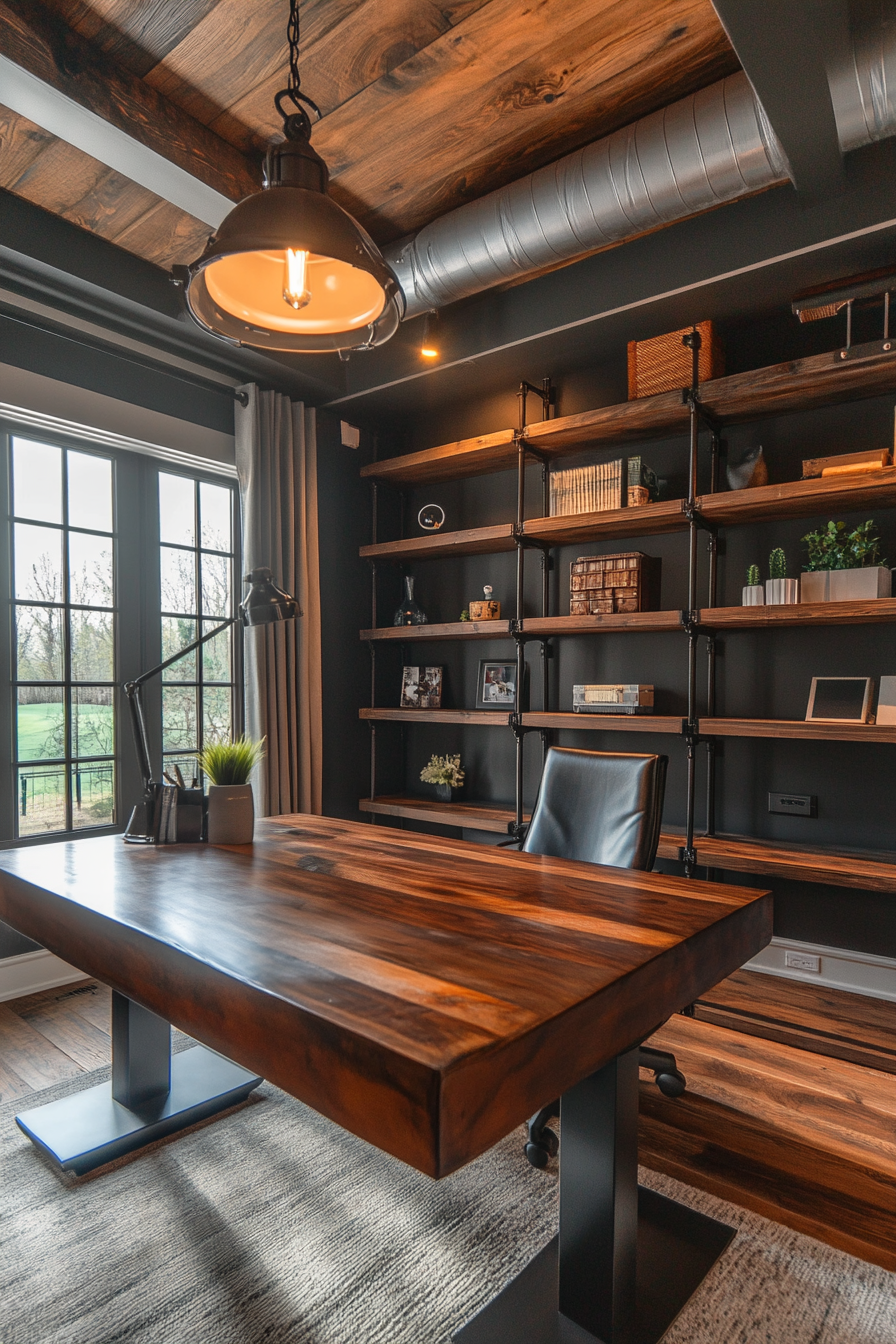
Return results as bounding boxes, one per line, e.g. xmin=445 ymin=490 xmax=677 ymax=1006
xmin=627 ymin=321 xmax=724 ymax=399
xmin=569 ymin=552 xmax=661 ymax=615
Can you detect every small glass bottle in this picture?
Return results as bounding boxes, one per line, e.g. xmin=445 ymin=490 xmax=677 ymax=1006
xmin=393 ymin=575 xmax=428 ymax=626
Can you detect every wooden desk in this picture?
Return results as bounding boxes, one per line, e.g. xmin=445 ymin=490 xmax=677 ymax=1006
xmin=0 ymin=817 xmax=771 ymax=1343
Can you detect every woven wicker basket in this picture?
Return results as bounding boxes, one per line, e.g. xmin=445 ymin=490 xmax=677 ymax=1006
xmin=627 ymin=321 xmax=724 ymax=400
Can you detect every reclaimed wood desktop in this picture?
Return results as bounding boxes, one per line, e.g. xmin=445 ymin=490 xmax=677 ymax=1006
xmin=0 ymin=816 xmax=771 ymax=1344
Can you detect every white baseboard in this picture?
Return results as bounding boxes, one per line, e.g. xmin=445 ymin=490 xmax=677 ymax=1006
xmin=745 ymin=936 xmax=896 ymax=1003
xmin=0 ymin=949 xmax=89 ymax=1003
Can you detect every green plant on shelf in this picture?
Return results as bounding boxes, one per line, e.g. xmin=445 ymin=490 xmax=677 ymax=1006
xmin=802 ymin=519 xmax=886 ymax=571
xmin=746 ymin=564 xmax=761 ymax=586
xmin=459 ymin=609 xmax=469 ymax=622
xmin=196 ymin=735 xmax=266 ymax=786
xmin=768 ymin=547 xmax=787 ymax=579
xmin=420 ymin=754 xmax=465 ymax=788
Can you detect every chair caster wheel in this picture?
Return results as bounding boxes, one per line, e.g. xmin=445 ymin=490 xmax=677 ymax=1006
xmin=525 ymin=1126 xmax=558 ymax=1169
xmin=656 ymin=1069 xmax=686 ymax=1098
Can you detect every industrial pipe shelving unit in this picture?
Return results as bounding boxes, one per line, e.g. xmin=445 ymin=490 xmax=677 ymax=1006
xmin=358 ymin=335 xmax=896 ymax=884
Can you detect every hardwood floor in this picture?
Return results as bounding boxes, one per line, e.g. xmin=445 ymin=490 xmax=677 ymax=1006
xmin=2 ymin=971 xmax=895 ymax=1272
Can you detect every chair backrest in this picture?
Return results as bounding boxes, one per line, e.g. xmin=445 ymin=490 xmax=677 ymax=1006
xmin=521 ymin=747 xmax=667 ymax=871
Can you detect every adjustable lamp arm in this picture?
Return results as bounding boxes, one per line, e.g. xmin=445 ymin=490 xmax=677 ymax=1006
xmin=123 ymin=616 xmax=238 ymax=794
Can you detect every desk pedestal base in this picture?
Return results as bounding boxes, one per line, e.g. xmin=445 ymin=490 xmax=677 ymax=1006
xmin=456 ymin=1049 xmax=733 ymax=1344
xmin=16 ymin=1042 xmax=262 ymax=1176
xmin=454 ymin=1186 xmax=733 ymax=1344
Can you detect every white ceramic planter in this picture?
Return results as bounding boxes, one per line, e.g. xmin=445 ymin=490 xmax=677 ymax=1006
xmin=742 ymin=585 xmax=764 ymax=606
xmin=801 ymin=566 xmax=892 ymax=603
xmin=765 ymin=578 xmax=799 ymax=605
xmin=206 ymin=783 xmax=254 ymax=844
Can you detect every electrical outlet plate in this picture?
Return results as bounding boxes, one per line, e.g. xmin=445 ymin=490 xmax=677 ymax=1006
xmin=784 ymin=949 xmax=821 ymax=973
xmin=768 ymin=792 xmax=817 ymax=817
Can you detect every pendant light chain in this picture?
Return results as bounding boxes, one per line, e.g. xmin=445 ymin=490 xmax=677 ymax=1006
xmin=275 ymin=0 xmax=320 ymax=139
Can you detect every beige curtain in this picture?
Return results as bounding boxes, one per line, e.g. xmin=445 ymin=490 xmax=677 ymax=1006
xmin=234 ymin=385 xmax=322 ymax=816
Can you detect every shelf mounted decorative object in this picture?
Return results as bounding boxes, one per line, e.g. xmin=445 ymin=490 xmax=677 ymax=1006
xmin=123 ymin=569 xmax=300 ymax=843
xmin=393 ymin=576 xmax=428 ymax=626
xmin=742 ymin=564 xmax=764 ymax=606
xmin=765 ymin=549 xmax=798 ymax=605
xmin=469 ymin=585 xmax=501 ymax=620
xmin=800 ymin=519 xmax=892 ymax=602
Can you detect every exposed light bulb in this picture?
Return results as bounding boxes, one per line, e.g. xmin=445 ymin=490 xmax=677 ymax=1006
xmin=420 ymin=309 xmax=440 ymax=359
xmin=420 ymin=345 xmax=439 ymax=358
xmin=283 ymin=248 xmax=312 ymax=310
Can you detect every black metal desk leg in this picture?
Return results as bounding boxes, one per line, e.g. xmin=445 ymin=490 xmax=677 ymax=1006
xmin=15 ymin=994 xmax=262 ymax=1176
xmin=111 ymin=992 xmax=171 ymax=1109
xmin=455 ymin=1048 xmax=733 ymax=1344
xmin=559 ymin=1051 xmax=639 ymax=1341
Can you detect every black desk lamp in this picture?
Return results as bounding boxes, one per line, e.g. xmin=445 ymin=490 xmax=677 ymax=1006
xmin=123 ymin=567 xmax=300 ymax=842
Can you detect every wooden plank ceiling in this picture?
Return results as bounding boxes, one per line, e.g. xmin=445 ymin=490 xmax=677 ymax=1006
xmin=1 ymin=0 xmax=738 ymax=272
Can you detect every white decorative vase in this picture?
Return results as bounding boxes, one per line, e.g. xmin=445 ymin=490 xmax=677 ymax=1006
xmin=742 ymin=585 xmax=764 ymax=606
xmin=206 ymin=783 xmax=254 ymax=844
xmin=765 ymin=578 xmax=799 ymax=605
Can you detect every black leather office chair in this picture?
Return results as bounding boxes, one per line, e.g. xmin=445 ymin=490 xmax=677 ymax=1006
xmin=519 ymin=747 xmax=686 ymax=1169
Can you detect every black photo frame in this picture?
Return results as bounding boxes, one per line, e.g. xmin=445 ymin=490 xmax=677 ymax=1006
xmin=476 ymin=660 xmax=518 ymax=710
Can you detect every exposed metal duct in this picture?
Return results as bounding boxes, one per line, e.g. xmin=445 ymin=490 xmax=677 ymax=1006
xmin=388 ymin=16 xmax=896 ymax=320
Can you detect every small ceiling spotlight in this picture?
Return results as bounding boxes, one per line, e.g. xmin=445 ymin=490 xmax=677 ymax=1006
xmin=420 ymin=310 xmax=440 ymax=359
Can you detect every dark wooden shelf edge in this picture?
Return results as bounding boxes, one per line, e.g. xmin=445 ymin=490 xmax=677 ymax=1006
xmin=700 ymin=718 xmax=896 ymax=743
xmin=361 ymin=621 xmax=513 ymax=641
xmin=359 ymin=709 xmax=512 ymax=726
xmin=361 ymin=601 xmax=896 ymax=641
xmin=658 ymin=830 xmax=896 ymax=893
xmin=522 ymin=713 xmax=686 ymax=734
xmin=360 ymin=796 xmax=527 ymax=834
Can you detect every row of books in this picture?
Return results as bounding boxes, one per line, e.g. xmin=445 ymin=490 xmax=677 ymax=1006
xmin=549 ymin=460 xmax=622 ymax=516
xmin=548 ymin=456 xmax=658 ymax=517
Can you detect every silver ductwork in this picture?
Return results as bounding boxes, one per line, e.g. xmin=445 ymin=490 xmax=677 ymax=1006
xmin=387 ymin=16 xmax=896 ymax=320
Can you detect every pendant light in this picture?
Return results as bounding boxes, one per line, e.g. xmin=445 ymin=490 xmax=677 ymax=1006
xmin=180 ymin=0 xmax=403 ymax=354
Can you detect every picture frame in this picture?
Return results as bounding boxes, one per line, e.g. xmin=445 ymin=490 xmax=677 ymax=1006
xmin=400 ymin=666 xmax=443 ymax=709
xmin=476 ymin=660 xmax=518 ymax=710
xmin=805 ymin=676 xmax=873 ymax=724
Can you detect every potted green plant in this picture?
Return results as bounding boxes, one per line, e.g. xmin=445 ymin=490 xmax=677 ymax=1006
xmin=420 ymin=753 xmax=465 ymax=803
xmin=197 ymin=735 xmax=265 ymax=844
xmin=742 ymin=563 xmax=763 ymax=607
xmin=801 ymin=520 xmax=891 ymax=602
xmin=765 ymin=548 xmax=798 ymax=605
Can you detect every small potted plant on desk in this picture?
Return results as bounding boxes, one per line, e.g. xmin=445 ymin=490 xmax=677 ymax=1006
xmin=197 ymin=735 xmax=265 ymax=844
xmin=420 ymin=753 xmax=465 ymax=803
xmin=801 ymin=519 xmax=891 ymax=602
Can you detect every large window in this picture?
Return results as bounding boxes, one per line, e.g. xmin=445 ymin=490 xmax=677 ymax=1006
xmin=2 ymin=430 xmax=239 ymax=844
xmin=11 ymin=439 xmax=116 ymax=836
xmin=159 ymin=473 xmax=237 ymax=786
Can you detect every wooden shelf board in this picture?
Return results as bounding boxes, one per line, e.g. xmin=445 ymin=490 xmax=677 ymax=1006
xmin=658 ymin=830 xmax=896 ymax=893
xmin=361 ymin=620 xmax=513 ymax=642
xmin=359 ymin=708 xmax=510 ymax=726
xmin=359 ymin=795 xmax=526 ymax=834
xmin=522 ymin=712 xmax=685 ymax=734
xmin=699 ymin=718 xmax=896 ymax=743
xmin=699 ymin=599 xmax=896 ymax=629
xmin=359 ymin=345 xmax=895 ymax=489
xmin=523 ymin=341 xmax=896 ymax=456
xmin=360 ymin=523 xmax=516 ymax=563
xmin=360 ymin=429 xmax=517 ymax=485
xmin=523 ymin=499 xmax=687 ymax=546
xmin=521 ymin=611 xmax=683 ymax=636
xmin=698 ymin=468 xmax=896 ymax=527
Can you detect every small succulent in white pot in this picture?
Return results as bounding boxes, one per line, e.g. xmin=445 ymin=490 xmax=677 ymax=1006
xmin=765 ymin=548 xmax=799 ymax=606
xmin=742 ymin=563 xmax=764 ymax=606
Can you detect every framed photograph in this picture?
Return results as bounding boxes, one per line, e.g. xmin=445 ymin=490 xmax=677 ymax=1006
xmin=806 ymin=676 xmax=873 ymax=723
xmin=476 ymin=660 xmax=517 ymax=710
xmin=400 ymin=666 xmax=443 ymax=709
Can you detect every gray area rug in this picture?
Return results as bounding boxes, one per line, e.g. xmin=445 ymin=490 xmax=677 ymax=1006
xmin=2 ymin=1061 xmax=895 ymax=1344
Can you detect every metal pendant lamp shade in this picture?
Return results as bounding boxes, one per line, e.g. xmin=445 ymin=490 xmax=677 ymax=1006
xmin=185 ymin=134 xmax=403 ymax=353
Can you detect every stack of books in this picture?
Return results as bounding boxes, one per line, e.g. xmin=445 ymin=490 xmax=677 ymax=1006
xmin=549 ymin=460 xmax=622 ymax=516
